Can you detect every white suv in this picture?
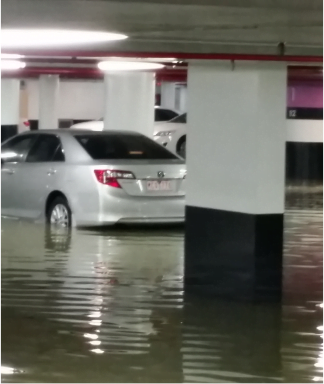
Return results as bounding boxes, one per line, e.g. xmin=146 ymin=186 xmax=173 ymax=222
xmin=70 ymin=108 xmax=187 ymax=158
xmin=154 ymin=113 xmax=187 ymax=158
xmin=70 ymin=107 xmax=179 ymax=131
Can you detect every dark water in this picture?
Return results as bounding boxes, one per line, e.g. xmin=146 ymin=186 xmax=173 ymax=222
xmin=1 ymin=189 xmax=323 ymax=383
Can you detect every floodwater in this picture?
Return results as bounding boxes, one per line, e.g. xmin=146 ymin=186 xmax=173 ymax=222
xmin=1 ymin=187 xmax=323 ymax=383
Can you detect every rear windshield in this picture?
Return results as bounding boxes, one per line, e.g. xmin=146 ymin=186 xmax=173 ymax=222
xmin=74 ymin=133 xmax=179 ymax=160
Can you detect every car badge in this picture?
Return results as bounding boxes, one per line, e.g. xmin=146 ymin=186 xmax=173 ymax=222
xmin=158 ymin=171 xmax=165 ymax=178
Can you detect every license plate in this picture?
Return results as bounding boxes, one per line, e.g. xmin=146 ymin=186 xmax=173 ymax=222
xmin=147 ymin=180 xmax=172 ymax=191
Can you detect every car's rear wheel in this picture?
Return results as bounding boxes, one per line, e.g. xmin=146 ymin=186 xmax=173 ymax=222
xmin=47 ymin=196 xmax=72 ymax=228
xmin=177 ymin=137 xmax=186 ymax=159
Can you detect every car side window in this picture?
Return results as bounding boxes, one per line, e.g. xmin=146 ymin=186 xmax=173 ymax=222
xmin=52 ymin=143 xmax=65 ymax=162
xmin=155 ymin=109 xmax=165 ymax=122
xmin=1 ymin=134 xmax=36 ymax=163
xmin=26 ymin=134 xmax=65 ymax=163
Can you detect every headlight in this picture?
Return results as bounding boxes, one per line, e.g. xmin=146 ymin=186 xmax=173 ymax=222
xmin=154 ymin=130 xmax=175 ymax=137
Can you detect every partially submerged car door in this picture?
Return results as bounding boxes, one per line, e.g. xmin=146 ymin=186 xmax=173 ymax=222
xmin=15 ymin=133 xmax=66 ymax=219
xmin=1 ymin=134 xmax=37 ymax=217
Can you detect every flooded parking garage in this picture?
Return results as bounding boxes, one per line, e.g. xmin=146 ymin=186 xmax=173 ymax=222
xmin=1 ymin=186 xmax=322 ymax=383
xmin=1 ymin=0 xmax=322 ymax=381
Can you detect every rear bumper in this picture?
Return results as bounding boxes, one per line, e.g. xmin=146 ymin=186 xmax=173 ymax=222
xmin=117 ymin=216 xmax=184 ymax=224
xmin=73 ymin=194 xmax=185 ymax=227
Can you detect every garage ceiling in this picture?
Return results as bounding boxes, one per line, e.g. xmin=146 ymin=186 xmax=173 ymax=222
xmin=2 ymin=0 xmax=323 ymax=56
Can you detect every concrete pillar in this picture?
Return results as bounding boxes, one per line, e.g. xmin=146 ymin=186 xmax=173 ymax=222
xmin=161 ymin=82 xmax=176 ymax=111
xmin=38 ymin=75 xmax=59 ymax=129
xmin=104 ymin=72 xmax=155 ymax=136
xmin=1 ymin=79 xmax=20 ymax=141
xmin=185 ymin=61 xmax=287 ymax=302
xmin=286 ymin=81 xmax=323 ymax=183
xmin=177 ymin=85 xmax=187 ymax=113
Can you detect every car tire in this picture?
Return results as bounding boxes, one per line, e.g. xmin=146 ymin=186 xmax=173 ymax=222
xmin=47 ymin=196 xmax=72 ymax=228
xmin=177 ymin=137 xmax=186 ymax=159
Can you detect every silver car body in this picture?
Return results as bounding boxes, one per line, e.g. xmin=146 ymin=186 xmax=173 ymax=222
xmin=1 ymin=130 xmax=186 ymax=226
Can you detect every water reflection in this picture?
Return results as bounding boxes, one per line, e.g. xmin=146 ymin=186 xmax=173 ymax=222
xmin=282 ymin=208 xmax=323 ymax=384
xmin=182 ymin=298 xmax=282 ymax=383
xmin=2 ymin=222 xmax=185 ymax=382
xmin=1 ymin=190 xmax=323 ymax=383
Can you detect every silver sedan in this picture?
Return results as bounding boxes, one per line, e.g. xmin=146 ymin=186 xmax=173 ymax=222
xmin=1 ymin=130 xmax=186 ymax=227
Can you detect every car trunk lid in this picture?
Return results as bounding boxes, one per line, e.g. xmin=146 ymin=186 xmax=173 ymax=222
xmin=91 ymin=160 xmax=186 ymax=197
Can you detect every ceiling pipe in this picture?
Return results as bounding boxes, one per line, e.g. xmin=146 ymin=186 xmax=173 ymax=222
xmin=1 ymin=64 xmax=321 ymax=82
xmin=24 ymin=58 xmax=100 ymax=65
xmin=1 ymin=67 xmax=188 ymax=82
xmin=1 ymin=67 xmax=102 ymax=77
xmin=2 ymin=51 xmax=322 ymax=63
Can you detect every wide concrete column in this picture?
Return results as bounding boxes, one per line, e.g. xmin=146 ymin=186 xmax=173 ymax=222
xmin=1 ymin=79 xmax=20 ymax=141
xmin=38 ymin=75 xmax=59 ymax=129
xmin=161 ymin=82 xmax=176 ymax=110
xmin=185 ymin=61 xmax=287 ymax=302
xmin=104 ymin=72 xmax=155 ymax=136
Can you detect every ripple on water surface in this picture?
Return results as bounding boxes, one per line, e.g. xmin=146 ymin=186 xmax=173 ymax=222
xmin=1 ymin=191 xmax=323 ymax=383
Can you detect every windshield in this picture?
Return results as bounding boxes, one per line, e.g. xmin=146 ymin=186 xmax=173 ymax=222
xmin=74 ymin=133 xmax=179 ymax=160
xmin=169 ymin=113 xmax=187 ymax=123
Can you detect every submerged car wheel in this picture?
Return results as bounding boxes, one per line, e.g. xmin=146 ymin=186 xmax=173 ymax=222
xmin=47 ymin=196 xmax=72 ymax=228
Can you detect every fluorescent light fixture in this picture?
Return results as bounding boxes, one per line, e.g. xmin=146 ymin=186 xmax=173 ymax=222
xmin=98 ymin=61 xmax=164 ymax=71
xmin=144 ymin=57 xmax=176 ymax=62
xmin=1 ymin=60 xmax=26 ymax=70
xmin=1 ymin=53 xmax=25 ymax=59
xmin=1 ymin=29 xmax=128 ymax=48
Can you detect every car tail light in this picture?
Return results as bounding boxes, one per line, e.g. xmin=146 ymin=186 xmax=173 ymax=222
xmin=94 ymin=170 xmax=135 ymax=188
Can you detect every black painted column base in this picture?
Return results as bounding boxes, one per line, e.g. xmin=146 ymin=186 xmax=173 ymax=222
xmin=185 ymin=206 xmax=283 ymax=302
xmin=1 ymin=125 xmax=18 ymax=142
xmin=286 ymin=142 xmax=323 ymax=182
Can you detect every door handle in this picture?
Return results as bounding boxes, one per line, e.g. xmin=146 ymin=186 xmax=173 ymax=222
xmin=47 ymin=169 xmax=57 ymax=176
xmin=2 ymin=168 xmax=15 ymax=175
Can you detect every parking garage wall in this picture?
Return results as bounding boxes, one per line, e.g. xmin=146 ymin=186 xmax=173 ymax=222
xmin=17 ymin=78 xmax=323 ymax=183
xmin=286 ymin=80 xmax=323 ymax=182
